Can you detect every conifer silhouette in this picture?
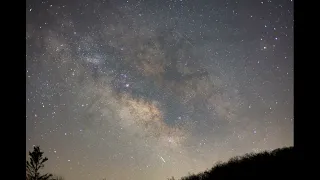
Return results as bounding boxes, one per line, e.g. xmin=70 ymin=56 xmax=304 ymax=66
xmin=26 ymin=146 xmax=52 ymax=180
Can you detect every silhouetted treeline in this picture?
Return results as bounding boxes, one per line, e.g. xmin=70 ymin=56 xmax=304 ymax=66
xmin=171 ymin=146 xmax=297 ymax=180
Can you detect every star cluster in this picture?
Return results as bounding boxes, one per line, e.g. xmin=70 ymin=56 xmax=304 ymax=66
xmin=26 ymin=0 xmax=293 ymax=180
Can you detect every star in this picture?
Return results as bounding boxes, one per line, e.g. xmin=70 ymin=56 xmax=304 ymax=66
xmin=26 ymin=0 xmax=293 ymax=179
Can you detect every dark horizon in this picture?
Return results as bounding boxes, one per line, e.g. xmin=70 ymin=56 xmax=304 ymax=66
xmin=27 ymin=145 xmax=295 ymax=180
xmin=26 ymin=0 xmax=293 ymax=179
xmin=177 ymin=146 xmax=295 ymax=180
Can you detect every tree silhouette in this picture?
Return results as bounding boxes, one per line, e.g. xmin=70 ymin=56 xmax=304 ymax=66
xmin=26 ymin=146 xmax=53 ymax=180
xmin=173 ymin=146 xmax=296 ymax=180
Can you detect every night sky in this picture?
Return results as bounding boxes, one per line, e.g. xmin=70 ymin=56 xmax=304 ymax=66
xmin=26 ymin=0 xmax=293 ymax=179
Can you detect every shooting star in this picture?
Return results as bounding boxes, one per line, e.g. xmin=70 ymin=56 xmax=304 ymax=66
xmin=159 ymin=156 xmax=166 ymax=163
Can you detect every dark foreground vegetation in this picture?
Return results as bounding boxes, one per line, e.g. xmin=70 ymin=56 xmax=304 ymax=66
xmin=169 ymin=146 xmax=296 ymax=180
xmin=27 ymin=146 xmax=297 ymax=180
xmin=26 ymin=146 xmax=64 ymax=180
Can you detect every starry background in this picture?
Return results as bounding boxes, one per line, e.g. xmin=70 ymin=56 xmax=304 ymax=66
xmin=26 ymin=0 xmax=293 ymax=179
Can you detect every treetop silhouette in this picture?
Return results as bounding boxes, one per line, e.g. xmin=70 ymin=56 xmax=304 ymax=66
xmin=26 ymin=146 xmax=53 ymax=180
xmin=171 ymin=146 xmax=296 ymax=180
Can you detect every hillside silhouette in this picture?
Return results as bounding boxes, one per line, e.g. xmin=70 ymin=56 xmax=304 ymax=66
xmin=170 ymin=146 xmax=296 ymax=180
xmin=27 ymin=146 xmax=298 ymax=180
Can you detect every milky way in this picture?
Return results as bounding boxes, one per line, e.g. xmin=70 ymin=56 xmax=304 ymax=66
xmin=26 ymin=0 xmax=293 ymax=179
